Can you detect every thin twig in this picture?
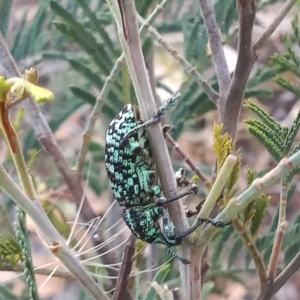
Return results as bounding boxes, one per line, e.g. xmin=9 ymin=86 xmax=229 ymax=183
xmin=267 ymin=224 xmax=286 ymax=280
xmin=232 ymin=219 xmax=267 ymax=284
xmin=137 ymin=15 xmax=219 ymax=104
xmin=253 ymin=0 xmax=297 ymax=51
xmin=113 ymin=235 xmax=135 ymax=300
xmin=257 ymin=181 xmax=289 ymax=299
xmin=164 ymin=132 xmax=210 ymax=187
xmin=267 ymin=181 xmax=288 ymax=281
xmin=272 ymin=252 xmax=300 ymax=296
xmin=197 ymin=0 xmax=231 ymax=96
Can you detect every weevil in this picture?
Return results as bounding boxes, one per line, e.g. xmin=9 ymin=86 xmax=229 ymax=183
xmin=104 ymin=95 xmax=229 ymax=263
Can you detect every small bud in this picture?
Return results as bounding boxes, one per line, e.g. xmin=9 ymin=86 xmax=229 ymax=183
xmin=24 ymin=68 xmax=39 ymax=84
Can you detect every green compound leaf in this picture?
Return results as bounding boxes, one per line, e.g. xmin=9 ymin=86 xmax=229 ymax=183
xmin=50 ymin=0 xmax=113 ymax=75
xmin=284 ymin=110 xmax=300 ymax=153
xmin=291 ymin=139 xmax=300 ymax=156
xmin=246 ymin=168 xmax=258 ymax=186
xmin=0 ymin=234 xmax=22 ymax=266
xmin=247 ymin=125 xmax=284 ymax=162
xmin=284 ymin=166 xmax=300 ymax=183
xmin=68 ymin=58 xmax=104 ymax=87
xmin=250 ymin=195 xmax=270 ymax=237
xmin=274 ymin=76 xmax=300 ymax=98
xmin=247 ymin=66 xmax=278 ymax=88
xmin=170 ymin=79 xmax=216 ymax=139
xmin=256 ymin=231 xmax=274 ymax=254
xmin=292 ymin=14 xmax=300 ymax=43
xmin=0 ymin=0 xmax=13 ymax=37
xmin=70 ymin=87 xmax=97 ymax=106
xmin=245 ymin=118 xmax=283 ymax=152
xmin=11 ymin=3 xmax=48 ymax=62
xmin=242 ymin=199 xmax=256 ymax=226
xmin=213 ymin=123 xmax=234 ymax=173
xmin=73 ymin=0 xmax=118 ymax=57
xmin=244 ymin=100 xmax=282 ymax=133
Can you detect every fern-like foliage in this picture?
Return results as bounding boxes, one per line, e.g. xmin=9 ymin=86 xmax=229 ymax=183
xmin=270 ymin=14 xmax=300 ymax=96
xmin=0 ymin=234 xmax=22 ymax=266
xmin=242 ymin=169 xmax=270 ymax=236
xmin=245 ymin=101 xmax=298 ymax=158
xmin=213 ymin=123 xmax=234 ymax=172
xmin=212 ymin=123 xmax=241 ymax=202
xmin=245 ymin=99 xmax=300 ymax=184
xmin=0 ymin=0 xmax=13 ymax=37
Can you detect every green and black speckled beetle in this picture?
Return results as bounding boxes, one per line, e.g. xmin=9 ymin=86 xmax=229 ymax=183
xmin=104 ymin=95 xmax=229 ymax=264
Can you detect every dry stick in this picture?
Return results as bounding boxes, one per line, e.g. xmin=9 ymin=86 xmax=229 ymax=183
xmin=76 ymin=0 xmax=171 ymax=172
xmin=113 ymin=235 xmax=136 ymax=300
xmin=0 ymin=32 xmax=118 ymax=282
xmin=137 ymin=15 xmax=218 ymax=104
xmin=197 ymin=0 xmax=231 ymax=96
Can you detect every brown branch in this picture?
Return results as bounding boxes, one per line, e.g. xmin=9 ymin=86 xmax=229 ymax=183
xmin=272 ymin=252 xmax=300 ymax=295
xmin=257 ymin=249 xmax=300 ymax=300
xmin=257 ymin=182 xmax=288 ymax=300
xmin=198 ymin=0 xmax=231 ymax=96
xmin=113 ymin=235 xmax=135 ymax=300
xmin=219 ymin=0 xmax=256 ymax=139
xmin=232 ymin=219 xmax=267 ymax=284
xmin=267 ymin=224 xmax=286 ymax=281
